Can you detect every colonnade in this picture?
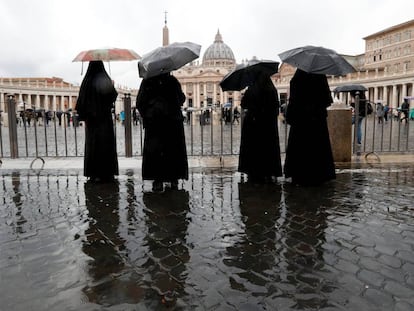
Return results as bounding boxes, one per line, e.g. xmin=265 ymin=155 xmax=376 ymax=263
xmin=0 ymin=91 xmax=76 ymax=113
xmin=181 ymin=81 xmax=241 ymax=108
xmin=334 ymin=82 xmax=414 ymax=108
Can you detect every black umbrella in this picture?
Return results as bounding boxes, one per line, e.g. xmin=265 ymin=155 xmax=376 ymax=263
xmin=278 ymin=45 xmax=355 ymax=76
xmin=333 ymin=84 xmax=367 ymax=93
xmin=220 ymin=59 xmax=279 ymax=91
xmin=138 ymin=41 xmax=201 ymax=79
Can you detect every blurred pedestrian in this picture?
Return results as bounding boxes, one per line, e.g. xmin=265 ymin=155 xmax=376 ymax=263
xmin=56 ymin=110 xmax=63 ymax=126
xmin=232 ymin=106 xmax=240 ymax=124
xmin=350 ymin=91 xmax=371 ymax=144
xmin=238 ymin=73 xmax=282 ymax=183
xmin=132 ymin=107 xmax=139 ymax=125
xmin=119 ymin=110 xmax=125 ymax=125
xmin=284 ymin=69 xmax=335 ymax=186
xmin=75 ymin=60 xmax=119 ymax=183
xmin=401 ymin=99 xmax=409 ymax=123
xmin=383 ymin=104 xmax=389 ymax=122
xmin=136 ymin=73 xmax=188 ymax=191
xmin=376 ymin=102 xmax=384 ymax=124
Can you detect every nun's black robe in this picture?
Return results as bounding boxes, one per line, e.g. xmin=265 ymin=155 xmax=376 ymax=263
xmin=75 ymin=61 xmax=119 ymax=181
xmin=136 ymin=73 xmax=188 ymax=182
xmin=284 ymin=69 xmax=336 ymax=186
xmin=238 ymin=75 xmax=282 ymax=181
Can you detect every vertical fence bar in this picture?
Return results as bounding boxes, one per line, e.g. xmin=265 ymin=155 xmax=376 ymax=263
xmin=7 ymin=95 xmax=19 ymax=158
xmin=123 ymin=94 xmax=132 ymax=157
xmin=352 ymin=93 xmax=360 ymax=154
xmin=33 ymin=111 xmax=39 ymax=158
xmin=64 ymin=112 xmax=68 ymax=156
xmin=0 ymin=119 xmax=3 ymax=158
xmin=74 ymin=114 xmax=78 ymax=157
xmin=22 ymin=103 xmax=29 ymax=157
xmin=53 ymin=112 xmax=58 ymax=156
xmin=405 ymin=119 xmax=410 ymax=151
xmin=389 ymin=109 xmax=394 ymax=151
xmin=43 ymin=112 xmax=48 ymax=156
xmin=200 ymin=112 xmax=204 ymax=156
xmin=210 ymin=109 xmax=214 ymax=154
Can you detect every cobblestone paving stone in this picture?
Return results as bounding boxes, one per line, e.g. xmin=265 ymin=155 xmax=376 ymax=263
xmin=0 ymin=163 xmax=413 ymax=310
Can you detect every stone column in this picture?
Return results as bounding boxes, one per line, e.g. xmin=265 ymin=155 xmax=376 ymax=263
xmin=327 ymin=104 xmax=353 ymax=162
xmin=392 ymin=85 xmax=397 ymax=109
xmin=383 ymin=86 xmax=388 ymax=104
xmin=0 ymin=91 xmax=4 ymax=114
xmin=402 ymin=83 xmax=407 ymax=99
xmin=203 ymin=83 xmax=207 ymax=108
xmin=53 ymin=95 xmax=57 ymax=111
xmin=374 ymin=87 xmax=378 ymax=102
xmin=44 ymin=94 xmax=49 ymax=110
xmin=197 ymin=83 xmax=201 ymax=108
xmin=69 ymin=95 xmax=73 ymax=110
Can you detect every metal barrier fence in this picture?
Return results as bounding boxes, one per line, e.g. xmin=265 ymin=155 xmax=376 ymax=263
xmin=0 ymin=107 xmax=412 ymax=160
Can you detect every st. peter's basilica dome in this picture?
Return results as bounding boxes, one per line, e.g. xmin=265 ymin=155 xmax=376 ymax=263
xmin=202 ymin=30 xmax=236 ymax=67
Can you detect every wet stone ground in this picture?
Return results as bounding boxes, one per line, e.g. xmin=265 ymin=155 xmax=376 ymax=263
xmin=0 ymin=164 xmax=414 ymax=310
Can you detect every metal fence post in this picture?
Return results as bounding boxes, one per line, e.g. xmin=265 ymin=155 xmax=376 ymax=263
xmin=7 ymin=94 xmax=19 ymax=158
xmin=124 ymin=93 xmax=132 ymax=157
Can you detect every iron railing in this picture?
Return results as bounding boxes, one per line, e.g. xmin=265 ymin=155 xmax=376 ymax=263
xmin=0 ymin=107 xmax=413 ymax=161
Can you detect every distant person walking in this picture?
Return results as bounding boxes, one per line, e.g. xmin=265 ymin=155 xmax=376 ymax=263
xmin=232 ymin=106 xmax=240 ymax=124
xmin=238 ymin=73 xmax=282 ymax=183
xmin=350 ymin=91 xmax=371 ymax=144
xmin=136 ymin=73 xmax=188 ymax=191
xmin=284 ymin=69 xmax=335 ymax=186
xmin=401 ymin=99 xmax=410 ymax=123
xmin=376 ymin=102 xmax=384 ymax=124
xmin=75 ymin=61 xmax=119 ymax=183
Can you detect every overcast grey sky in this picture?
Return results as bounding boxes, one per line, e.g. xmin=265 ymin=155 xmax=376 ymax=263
xmin=1 ymin=0 xmax=413 ymax=88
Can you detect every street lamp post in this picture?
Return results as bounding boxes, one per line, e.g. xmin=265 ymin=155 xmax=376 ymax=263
xmin=7 ymin=94 xmax=19 ymax=158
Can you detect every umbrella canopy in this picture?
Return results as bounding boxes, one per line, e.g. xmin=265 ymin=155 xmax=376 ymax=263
xmin=72 ymin=48 xmax=140 ymax=62
xmin=138 ymin=41 xmax=201 ymax=79
xmin=220 ymin=59 xmax=279 ymax=91
xmin=333 ymin=84 xmax=367 ymax=93
xmin=278 ymin=45 xmax=355 ymax=76
xmin=223 ymin=102 xmax=232 ymax=108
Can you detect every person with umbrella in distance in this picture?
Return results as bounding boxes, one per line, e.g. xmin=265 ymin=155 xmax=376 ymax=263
xmin=238 ymin=73 xmax=283 ymax=183
xmin=75 ymin=61 xmax=119 ymax=183
xmin=349 ymin=90 xmax=370 ymax=144
xmin=283 ymin=69 xmax=336 ymax=186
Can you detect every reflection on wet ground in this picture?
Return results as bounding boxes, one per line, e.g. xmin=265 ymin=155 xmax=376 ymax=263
xmin=1 ymin=164 xmax=414 ymax=310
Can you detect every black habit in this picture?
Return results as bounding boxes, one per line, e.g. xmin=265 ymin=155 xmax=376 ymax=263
xmin=75 ymin=61 xmax=119 ymax=180
xmin=238 ymin=74 xmax=282 ymax=181
xmin=136 ymin=73 xmax=188 ymax=182
xmin=284 ymin=69 xmax=335 ymax=186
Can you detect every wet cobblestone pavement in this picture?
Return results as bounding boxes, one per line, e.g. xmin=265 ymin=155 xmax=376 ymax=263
xmin=1 ymin=163 xmax=414 ymax=310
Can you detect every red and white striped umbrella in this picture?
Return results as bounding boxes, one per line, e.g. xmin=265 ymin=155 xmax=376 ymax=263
xmin=72 ymin=48 xmax=140 ymax=62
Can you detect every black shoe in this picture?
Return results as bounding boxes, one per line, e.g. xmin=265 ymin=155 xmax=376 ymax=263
xmin=152 ymin=180 xmax=164 ymax=192
xmin=170 ymin=180 xmax=179 ymax=190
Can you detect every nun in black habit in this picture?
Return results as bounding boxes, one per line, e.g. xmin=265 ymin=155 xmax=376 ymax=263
xmin=136 ymin=73 xmax=188 ymax=191
xmin=238 ymin=74 xmax=283 ymax=182
xmin=75 ymin=61 xmax=119 ymax=182
xmin=284 ymin=69 xmax=335 ymax=186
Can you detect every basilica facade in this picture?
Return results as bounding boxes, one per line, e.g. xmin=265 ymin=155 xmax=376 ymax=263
xmin=174 ymin=19 xmax=414 ymax=110
xmin=173 ymin=30 xmax=241 ymax=109
xmin=1 ymin=19 xmax=414 ymax=119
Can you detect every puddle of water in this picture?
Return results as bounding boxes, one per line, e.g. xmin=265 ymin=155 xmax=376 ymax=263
xmin=0 ymin=165 xmax=413 ymax=310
